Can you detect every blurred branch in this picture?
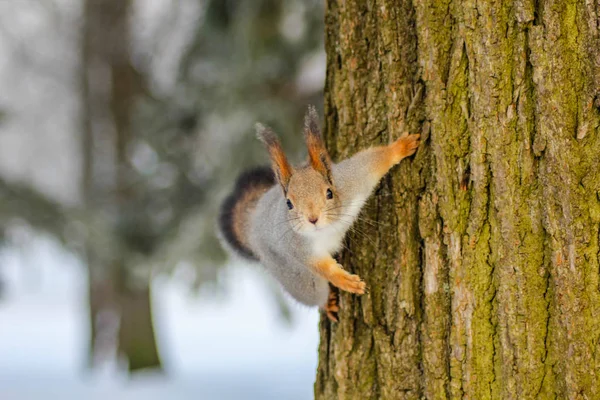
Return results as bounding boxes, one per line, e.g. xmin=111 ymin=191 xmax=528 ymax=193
xmin=0 ymin=176 xmax=71 ymax=241
xmin=0 ymin=176 xmax=120 ymax=261
xmin=0 ymin=173 xmax=221 ymax=270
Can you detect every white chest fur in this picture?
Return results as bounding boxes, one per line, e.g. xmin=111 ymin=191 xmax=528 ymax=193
xmin=310 ymin=194 xmax=368 ymax=256
xmin=311 ymin=226 xmax=347 ymax=255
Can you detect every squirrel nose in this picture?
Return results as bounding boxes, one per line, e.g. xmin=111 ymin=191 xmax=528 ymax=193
xmin=308 ymin=216 xmax=319 ymax=225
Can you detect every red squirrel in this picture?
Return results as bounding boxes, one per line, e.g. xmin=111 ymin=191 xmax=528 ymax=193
xmin=219 ymin=106 xmax=420 ymax=321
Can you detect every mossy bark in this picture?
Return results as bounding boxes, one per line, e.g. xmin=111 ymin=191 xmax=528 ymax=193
xmin=315 ymin=1 xmax=600 ymax=399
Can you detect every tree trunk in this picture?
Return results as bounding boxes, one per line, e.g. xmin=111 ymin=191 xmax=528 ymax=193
xmin=315 ymin=1 xmax=600 ymax=399
xmin=81 ymin=0 xmax=162 ymax=372
xmin=118 ymin=282 xmax=162 ymax=372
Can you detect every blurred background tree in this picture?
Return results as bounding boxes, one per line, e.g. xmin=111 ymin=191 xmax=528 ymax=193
xmin=0 ymin=0 xmax=324 ymax=374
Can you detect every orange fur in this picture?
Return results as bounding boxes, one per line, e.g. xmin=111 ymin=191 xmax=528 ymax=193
xmin=324 ymin=287 xmax=340 ymax=322
xmin=304 ymin=106 xmax=332 ymax=181
xmin=269 ymin=147 xmax=293 ymax=189
xmin=305 ymin=134 xmax=331 ymax=178
xmin=310 ymin=256 xmax=366 ymax=294
xmin=372 ymin=133 xmax=420 ymax=177
xmin=256 ymin=123 xmax=294 ymax=191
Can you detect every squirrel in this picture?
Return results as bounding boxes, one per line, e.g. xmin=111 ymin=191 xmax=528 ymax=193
xmin=218 ymin=106 xmax=420 ymax=321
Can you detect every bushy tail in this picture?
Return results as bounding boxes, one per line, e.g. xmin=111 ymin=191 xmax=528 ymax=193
xmin=218 ymin=166 xmax=275 ymax=261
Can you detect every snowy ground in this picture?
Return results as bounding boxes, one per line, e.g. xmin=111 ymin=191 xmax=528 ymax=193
xmin=0 ymin=238 xmax=319 ymax=400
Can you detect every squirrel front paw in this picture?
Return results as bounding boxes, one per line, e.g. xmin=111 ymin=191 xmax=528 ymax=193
xmin=311 ymin=257 xmax=367 ymax=296
xmin=329 ymin=267 xmax=366 ymax=295
xmin=394 ymin=133 xmax=421 ymax=159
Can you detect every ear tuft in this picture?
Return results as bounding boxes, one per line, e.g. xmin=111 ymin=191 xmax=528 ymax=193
xmin=303 ymin=106 xmax=332 ymax=182
xmin=304 ymin=105 xmax=321 ymax=138
xmin=256 ymin=123 xmax=277 ymax=147
xmin=256 ymin=123 xmax=293 ymax=193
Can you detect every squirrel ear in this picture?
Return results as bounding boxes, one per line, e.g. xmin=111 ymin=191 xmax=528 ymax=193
xmin=304 ymin=105 xmax=332 ymax=182
xmin=256 ymin=123 xmax=294 ymax=193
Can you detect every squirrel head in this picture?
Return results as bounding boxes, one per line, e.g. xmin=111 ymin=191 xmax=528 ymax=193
xmin=257 ymin=106 xmax=341 ymax=235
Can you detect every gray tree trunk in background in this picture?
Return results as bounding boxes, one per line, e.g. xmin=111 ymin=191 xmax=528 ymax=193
xmin=315 ymin=1 xmax=600 ymax=398
xmin=81 ymin=0 xmax=161 ymax=372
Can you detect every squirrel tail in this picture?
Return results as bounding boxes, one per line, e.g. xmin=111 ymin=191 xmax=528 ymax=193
xmin=218 ymin=166 xmax=275 ymax=261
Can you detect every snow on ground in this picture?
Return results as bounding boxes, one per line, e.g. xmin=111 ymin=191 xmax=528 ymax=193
xmin=0 ymin=237 xmax=319 ymax=400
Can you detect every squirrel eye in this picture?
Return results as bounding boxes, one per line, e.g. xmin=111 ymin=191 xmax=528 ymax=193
xmin=326 ymin=188 xmax=333 ymax=199
xmin=286 ymin=199 xmax=294 ymax=210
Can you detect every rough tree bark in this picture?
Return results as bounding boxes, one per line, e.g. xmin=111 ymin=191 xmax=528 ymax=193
xmin=315 ymin=1 xmax=600 ymax=399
